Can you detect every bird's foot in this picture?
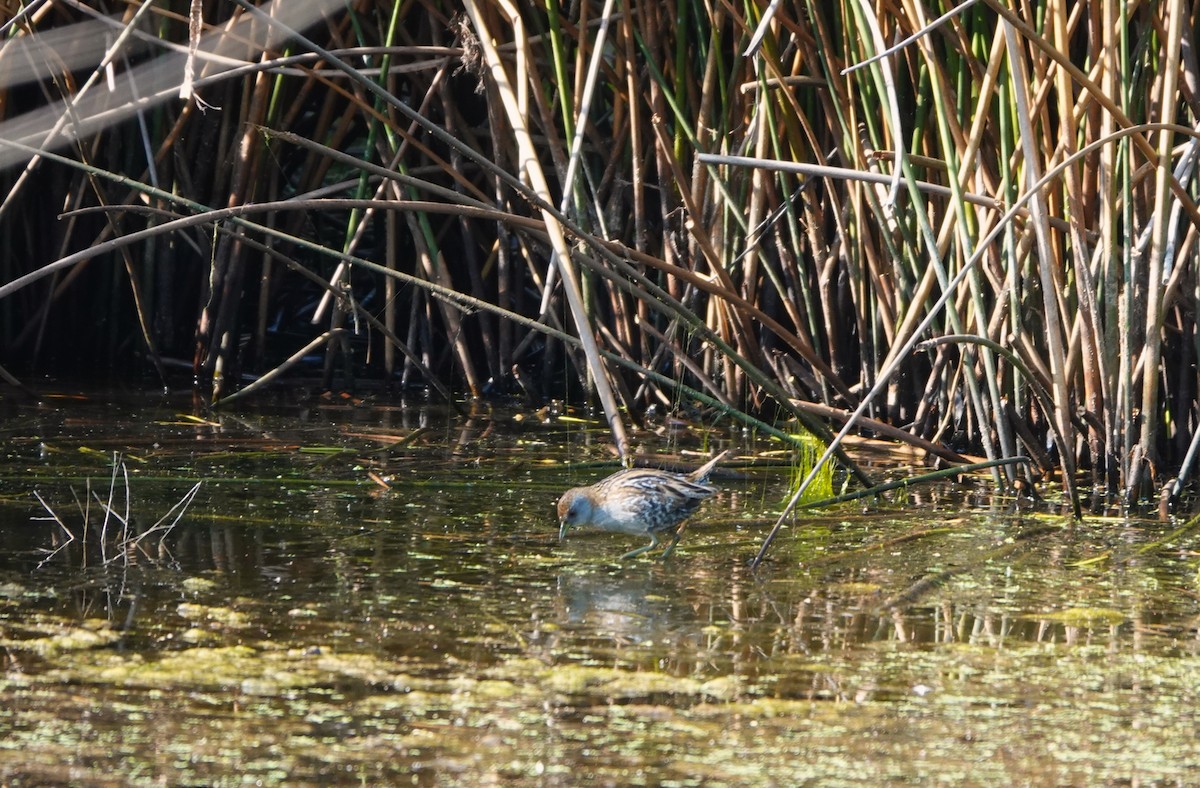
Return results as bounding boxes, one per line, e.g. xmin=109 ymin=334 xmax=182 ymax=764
xmin=658 ymin=534 xmax=683 ymax=561
xmin=619 ymin=544 xmax=654 ymax=561
xmin=620 ymin=534 xmax=660 ymax=561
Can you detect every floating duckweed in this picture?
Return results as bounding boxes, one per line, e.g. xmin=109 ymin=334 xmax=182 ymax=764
xmin=240 ymin=677 xmax=282 ymax=696
xmin=5 ymin=624 xmax=121 ymax=655
xmin=176 ymin=603 xmax=250 ymax=629
xmin=176 ymin=602 xmax=207 ymax=619
xmin=542 ymin=664 xmax=703 ymax=697
xmin=1031 ymin=608 xmax=1127 ymax=627
xmin=181 ymin=577 xmax=218 ymax=593
xmin=287 ymin=607 xmax=320 ymax=618
xmin=698 ymin=675 xmax=743 ymax=701
xmin=449 ymin=677 xmax=521 ymax=701
xmin=0 ymin=581 xmax=31 ymax=599
xmin=311 ymin=651 xmax=412 ymax=686
xmin=90 ymin=646 xmax=312 ymax=690
xmin=829 ymin=582 xmax=883 ymax=595
xmin=179 ymin=627 xmax=218 ymax=644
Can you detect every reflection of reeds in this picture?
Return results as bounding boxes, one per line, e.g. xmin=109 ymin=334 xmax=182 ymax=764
xmin=0 ymin=2 xmax=1195 ymax=517
xmin=33 ymin=453 xmax=201 ymax=570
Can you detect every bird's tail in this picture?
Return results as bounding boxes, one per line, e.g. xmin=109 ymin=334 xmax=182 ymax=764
xmin=687 ymin=449 xmax=732 ymax=483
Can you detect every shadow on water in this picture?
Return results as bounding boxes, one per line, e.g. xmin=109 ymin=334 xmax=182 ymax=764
xmin=1 ymin=388 xmax=1199 ymax=784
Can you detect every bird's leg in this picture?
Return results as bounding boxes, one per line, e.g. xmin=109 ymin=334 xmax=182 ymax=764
xmin=659 ymin=526 xmax=685 ymax=561
xmin=620 ymin=531 xmax=659 ymax=561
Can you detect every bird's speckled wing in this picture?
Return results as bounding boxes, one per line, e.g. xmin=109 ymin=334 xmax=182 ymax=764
xmin=592 ymin=468 xmax=714 ymax=531
xmin=594 ymin=468 xmax=715 ymax=499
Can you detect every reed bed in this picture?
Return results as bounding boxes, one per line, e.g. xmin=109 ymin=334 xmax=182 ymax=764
xmin=1 ymin=0 xmax=1197 ymax=523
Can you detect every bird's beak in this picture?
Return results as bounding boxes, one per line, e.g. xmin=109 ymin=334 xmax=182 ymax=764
xmin=559 ymin=520 xmax=569 ymax=541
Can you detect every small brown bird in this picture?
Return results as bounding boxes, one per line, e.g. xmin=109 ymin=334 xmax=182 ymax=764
xmin=557 ymin=450 xmax=731 ymax=560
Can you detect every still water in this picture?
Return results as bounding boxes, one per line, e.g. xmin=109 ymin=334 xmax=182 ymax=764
xmin=0 ymin=389 xmax=1198 ymax=784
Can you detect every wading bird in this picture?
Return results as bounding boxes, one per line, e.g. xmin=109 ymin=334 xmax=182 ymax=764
xmin=557 ymin=450 xmax=731 ymax=560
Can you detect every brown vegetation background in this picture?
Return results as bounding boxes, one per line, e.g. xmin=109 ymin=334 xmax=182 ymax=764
xmin=1 ymin=0 xmax=1198 ymax=506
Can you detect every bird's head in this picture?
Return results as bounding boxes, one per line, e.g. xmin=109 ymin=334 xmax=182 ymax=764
xmin=556 ymin=488 xmax=592 ymax=540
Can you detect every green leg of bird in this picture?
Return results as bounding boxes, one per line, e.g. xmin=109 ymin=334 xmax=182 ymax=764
xmin=620 ymin=531 xmax=659 ymax=561
xmin=658 ymin=528 xmax=684 ymax=561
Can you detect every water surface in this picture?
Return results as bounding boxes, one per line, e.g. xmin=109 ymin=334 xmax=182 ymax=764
xmin=0 ymin=389 xmax=1197 ymax=784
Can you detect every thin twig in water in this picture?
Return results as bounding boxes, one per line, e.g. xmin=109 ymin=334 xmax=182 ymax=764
xmin=129 ymin=481 xmax=202 ymax=556
xmin=32 ymin=490 xmax=76 ymax=569
xmin=33 ymin=454 xmax=201 ymax=569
